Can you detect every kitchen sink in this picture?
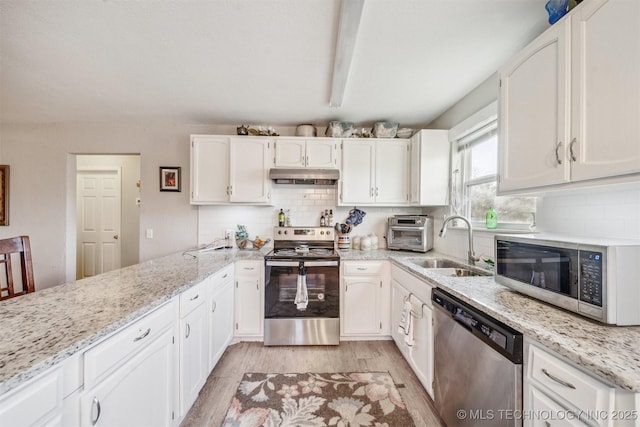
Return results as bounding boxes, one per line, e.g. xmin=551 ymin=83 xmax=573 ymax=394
xmin=405 ymin=257 xmax=492 ymax=277
xmin=408 ymin=258 xmax=463 ymax=269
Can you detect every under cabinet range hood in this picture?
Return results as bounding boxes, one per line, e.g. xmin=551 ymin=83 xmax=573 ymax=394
xmin=269 ymin=168 xmax=340 ymax=185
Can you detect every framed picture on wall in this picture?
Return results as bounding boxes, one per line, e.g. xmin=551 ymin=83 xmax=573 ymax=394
xmin=159 ymin=166 xmax=181 ymax=192
xmin=0 ymin=165 xmax=9 ymax=226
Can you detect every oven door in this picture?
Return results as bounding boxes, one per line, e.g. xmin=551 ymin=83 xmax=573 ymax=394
xmin=265 ymin=259 xmax=339 ymax=319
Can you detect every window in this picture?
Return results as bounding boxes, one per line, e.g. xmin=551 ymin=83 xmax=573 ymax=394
xmin=450 ymin=103 xmax=535 ymax=229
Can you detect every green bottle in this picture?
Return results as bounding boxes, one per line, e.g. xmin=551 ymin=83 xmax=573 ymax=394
xmin=486 ymin=207 xmax=498 ymax=229
xmin=278 ymin=209 xmax=285 ymax=226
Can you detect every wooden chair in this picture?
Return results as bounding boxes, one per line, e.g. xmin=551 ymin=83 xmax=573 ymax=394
xmin=0 ymin=236 xmax=35 ymax=300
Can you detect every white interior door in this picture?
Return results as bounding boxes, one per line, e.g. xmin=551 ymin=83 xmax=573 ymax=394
xmin=77 ymin=169 xmax=122 ymax=278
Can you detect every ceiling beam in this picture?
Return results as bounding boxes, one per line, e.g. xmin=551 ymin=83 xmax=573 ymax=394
xmin=329 ymin=0 xmax=365 ymax=108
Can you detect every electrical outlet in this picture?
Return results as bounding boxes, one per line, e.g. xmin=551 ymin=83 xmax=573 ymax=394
xmin=146 ymin=229 xmax=154 ymax=239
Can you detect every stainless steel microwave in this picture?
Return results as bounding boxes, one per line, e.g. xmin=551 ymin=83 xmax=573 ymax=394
xmin=387 ymin=215 xmax=433 ymax=253
xmin=495 ymin=234 xmax=640 ymax=325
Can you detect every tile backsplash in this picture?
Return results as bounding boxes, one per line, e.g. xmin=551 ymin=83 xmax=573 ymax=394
xmin=197 ymin=185 xmax=422 ymax=246
xmin=536 ymin=186 xmax=640 ymax=239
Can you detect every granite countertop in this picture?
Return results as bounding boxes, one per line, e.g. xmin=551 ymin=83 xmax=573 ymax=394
xmin=0 ymin=246 xmax=267 ymax=396
xmin=2 ymin=246 xmax=639 ymax=396
xmin=340 ymin=249 xmax=640 ymax=393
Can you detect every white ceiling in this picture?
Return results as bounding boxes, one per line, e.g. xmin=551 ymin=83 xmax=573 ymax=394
xmin=0 ymin=0 xmax=550 ymax=128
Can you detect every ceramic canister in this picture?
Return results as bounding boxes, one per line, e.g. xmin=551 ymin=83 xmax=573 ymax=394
xmin=337 ymin=234 xmax=350 ymax=249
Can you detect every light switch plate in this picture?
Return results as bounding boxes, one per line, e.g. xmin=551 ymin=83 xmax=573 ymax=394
xmin=146 ymin=229 xmax=153 ymax=239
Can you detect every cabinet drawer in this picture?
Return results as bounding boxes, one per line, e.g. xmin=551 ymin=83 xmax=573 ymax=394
xmin=180 ymin=279 xmax=208 ymax=316
xmin=527 ymin=386 xmax=589 ymax=427
xmin=391 ymin=264 xmax=432 ymax=305
xmin=0 ymin=368 xmax=63 ymax=427
xmin=84 ymin=299 xmax=177 ymax=387
xmin=528 ymin=342 xmax=614 ymax=416
xmin=344 ymin=262 xmax=383 ymax=275
xmin=211 ymin=264 xmax=234 ymax=285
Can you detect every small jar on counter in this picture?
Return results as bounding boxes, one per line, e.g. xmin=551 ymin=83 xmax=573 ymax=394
xmin=360 ymin=235 xmax=372 ymax=251
xmin=352 ymin=235 xmax=361 ymax=250
xmin=370 ymin=234 xmax=379 ymax=249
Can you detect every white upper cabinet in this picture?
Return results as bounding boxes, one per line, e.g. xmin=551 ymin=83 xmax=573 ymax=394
xmin=409 ymin=130 xmax=450 ymax=206
xmin=274 ymin=137 xmax=338 ymax=169
xmin=499 ymin=19 xmax=570 ymax=192
xmin=190 ymin=135 xmax=272 ymax=205
xmin=499 ymin=0 xmax=640 ymax=194
xmin=569 ymin=0 xmax=640 ymax=182
xmin=191 ymin=135 xmax=230 ymax=203
xmin=340 ymin=138 xmax=409 ymax=206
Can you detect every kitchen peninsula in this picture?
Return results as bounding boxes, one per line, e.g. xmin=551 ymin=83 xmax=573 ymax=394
xmin=2 ymin=248 xmax=640 ymax=426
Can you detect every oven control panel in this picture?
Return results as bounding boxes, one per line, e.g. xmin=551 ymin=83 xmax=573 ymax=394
xmin=274 ymin=227 xmax=333 ymax=241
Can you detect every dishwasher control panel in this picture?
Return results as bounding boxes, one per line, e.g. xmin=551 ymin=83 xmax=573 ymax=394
xmin=433 ymin=288 xmax=523 ymax=363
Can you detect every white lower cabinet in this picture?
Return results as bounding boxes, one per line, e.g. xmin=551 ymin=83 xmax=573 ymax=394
xmin=208 ymin=264 xmax=234 ymax=371
xmin=524 ymin=338 xmax=617 ymax=427
xmin=80 ymin=299 xmax=178 ymax=427
xmin=390 ymin=264 xmax=434 ymax=398
xmin=234 ymin=260 xmax=264 ymax=338
xmin=341 ymin=261 xmax=390 ymax=337
xmin=0 ymin=367 xmax=64 ymax=427
xmin=179 ymin=279 xmax=209 ymax=417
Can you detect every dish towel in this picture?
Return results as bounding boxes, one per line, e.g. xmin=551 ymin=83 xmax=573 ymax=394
xmin=294 ymin=274 xmax=308 ymax=310
xmin=397 ymin=299 xmax=414 ymax=347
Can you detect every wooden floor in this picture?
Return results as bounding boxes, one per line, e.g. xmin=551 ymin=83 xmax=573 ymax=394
xmin=181 ymin=340 xmax=444 ymax=427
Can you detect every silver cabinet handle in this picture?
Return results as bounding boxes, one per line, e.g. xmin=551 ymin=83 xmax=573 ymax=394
xmin=91 ymin=396 xmax=101 ymax=425
xmin=370 ymin=188 xmax=374 ymax=197
xmin=222 ymin=273 xmax=228 ymax=279
xmin=256 ymin=281 xmax=259 ymax=291
xmin=226 ymin=185 xmax=230 ymax=195
xmin=113 ymin=234 xmax=118 ymax=240
xmin=375 ymin=187 xmax=379 ymax=197
xmin=133 ymin=328 xmax=150 ymax=342
xmin=542 ymin=368 xmax=576 ymax=389
xmin=357 ymin=267 xmax=367 ymax=271
xmin=190 ymin=294 xmax=200 ymax=301
xmin=186 ymin=323 xmax=191 ymax=339
xmin=244 ymin=267 xmax=254 ymax=270
xmin=555 ymin=141 xmax=563 ymax=165
xmin=569 ymin=137 xmax=577 ymax=162
xmin=229 ymin=185 xmax=233 ymax=195
xmin=212 ymin=300 xmax=217 ymax=313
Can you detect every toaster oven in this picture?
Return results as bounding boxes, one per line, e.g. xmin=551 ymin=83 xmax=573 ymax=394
xmin=387 ymin=215 xmax=434 ymax=253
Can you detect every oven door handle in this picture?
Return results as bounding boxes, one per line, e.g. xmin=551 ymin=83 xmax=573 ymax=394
xmin=266 ymin=260 xmax=300 ymax=267
xmin=302 ymin=260 xmax=339 ymax=267
xmin=390 ymin=226 xmax=426 ymax=231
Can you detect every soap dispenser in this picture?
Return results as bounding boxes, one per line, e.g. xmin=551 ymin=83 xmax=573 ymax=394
xmin=486 ymin=207 xmax=498 ymax=229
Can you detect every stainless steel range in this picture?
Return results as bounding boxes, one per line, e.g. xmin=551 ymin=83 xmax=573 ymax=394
xmin=264 ymin=226 xmax=340 ymax=346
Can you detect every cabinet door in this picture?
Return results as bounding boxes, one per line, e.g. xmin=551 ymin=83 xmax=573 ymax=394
xmin=375 ymin=139 xmax=409 ymax=205
xmin=306 ymin=139 xmax=338 ymax=168
xmin=179 ymin=302 xmax=208 ymax=416
xmin=234 ymin=261 xmax=263 ymax=337
xmin=229 ymin=137 xmax=271 ymax=203
xmin=409 ymin=302 xmax=433 ymax=399
xmin=190 ymin=136 xmax=230 ymax=203
xmin=409 ymin=137 xmax=421 ymax=205
xmin=274 ymin=138 xmax=306 ymax=168
xmin=0 ymin=368 xmax=63 ymax=427
xmin=570 ymin=0 xmax=640 ymax=181
xmin=80 ymin=328 xmax=175 ymax=427
xmin=498 ymin=20 xmax=571 ymax=193
xmin=390 ymin=280 xmax=410 ymax=355
xmin=209 ymin=271 xmax=234 ymax=371
xmin=340 ymin=140 xmax=375 ymax=204
xmin=342 ymin=276 xmax=381 ymax=335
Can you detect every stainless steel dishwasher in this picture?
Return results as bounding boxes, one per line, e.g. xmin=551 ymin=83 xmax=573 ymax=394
xmin=432 ymin=289 xmax=523 ymax=427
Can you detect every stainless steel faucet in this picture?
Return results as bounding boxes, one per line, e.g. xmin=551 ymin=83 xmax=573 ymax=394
xmin=439 ymin=215 xmax=480 ymax=266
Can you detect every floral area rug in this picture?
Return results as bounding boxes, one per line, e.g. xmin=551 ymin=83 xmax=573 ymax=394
xmin=221 ymin=372 xmax=416 ymax=427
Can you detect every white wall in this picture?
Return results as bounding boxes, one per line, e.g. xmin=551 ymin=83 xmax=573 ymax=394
xmin=198 ymin=185 xmax=423 ymax=248
xmin=0 ymin=122 xmax=264 ymax=289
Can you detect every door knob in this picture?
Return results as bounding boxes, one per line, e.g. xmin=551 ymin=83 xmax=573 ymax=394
xmin=113 ymin=234 xmax=119 ymax=240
